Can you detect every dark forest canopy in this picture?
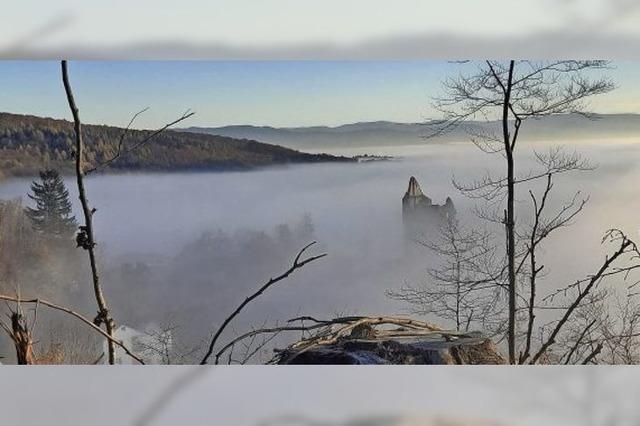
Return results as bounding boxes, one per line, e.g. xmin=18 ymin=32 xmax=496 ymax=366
xmin=0 ymin=112 xmax=353 ymax=177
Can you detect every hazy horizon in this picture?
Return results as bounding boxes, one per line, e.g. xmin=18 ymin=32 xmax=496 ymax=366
xmin=1 ymin=61 xmax=639 ymax=130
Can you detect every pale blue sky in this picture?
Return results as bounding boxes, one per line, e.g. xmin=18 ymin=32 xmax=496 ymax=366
xmin=0 ymin=61 xmax=638 ymax=128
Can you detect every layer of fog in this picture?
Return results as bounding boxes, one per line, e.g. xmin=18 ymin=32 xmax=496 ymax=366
xmin=0 ymin=138 xmax=638 ymax=361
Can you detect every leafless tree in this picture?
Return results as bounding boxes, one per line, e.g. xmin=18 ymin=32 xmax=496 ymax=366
xmin=388 ymin=161 xmax=629 ymax=364
xmin=61 ymin=60 xmax=119 ymax=363
xmin=516 ymin=172 xmax=589 ymax=363
xmin=387 ymin=216 xmax=503 ymax=334
xmin=138 ymin=316 xmax=202 ymax=365
xmin=60 ymin=60 xmax=193 ymax=364
xmin=430 ymin=60 xmax=615 ymax=363
xmin=597 ymin=292 xmax=640 ymax=364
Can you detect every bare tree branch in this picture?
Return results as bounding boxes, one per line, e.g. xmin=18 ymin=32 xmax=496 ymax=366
xmin=200 ymin=242 xmax=326 ymax=365
xmin=85 ymin=108 xmax=195 ymax=174
xmin=0 ymin=293 xmax=144 ymax=364
xmin=530 ymin=230 xmax=638 ymax=364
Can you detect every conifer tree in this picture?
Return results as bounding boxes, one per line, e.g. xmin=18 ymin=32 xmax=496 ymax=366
xmin=25 ymin=169 xmax=77 ymax=238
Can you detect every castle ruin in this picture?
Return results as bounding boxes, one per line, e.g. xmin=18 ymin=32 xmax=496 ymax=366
xmin=402 ymin=176 xmax=455 ymax=241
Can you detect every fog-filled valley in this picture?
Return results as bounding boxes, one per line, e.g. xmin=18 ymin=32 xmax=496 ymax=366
xmin=2 ymin=59 xmax=640 ymax=365
xmin=1 ymin=136 xmax=639 ymax=364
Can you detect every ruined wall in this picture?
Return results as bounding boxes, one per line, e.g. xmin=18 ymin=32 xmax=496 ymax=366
xmin=402 ymin=176 xmax=455 ymax=242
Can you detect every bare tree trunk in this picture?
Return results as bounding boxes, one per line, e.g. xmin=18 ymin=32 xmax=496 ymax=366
xmin=10 ymin=312 xmax=35 ymax=365
xmin=455 ymin=256 xmax=461 ymax=331
xmin=430 ymin=60 xmax=617 ymax=362
xmin=61 ymin=60 xmax=116 ymax=364
xmin=502 ymin=60 xmax=517 ymax=364
xmin=0 ymin=294 xmax=145 ymax=364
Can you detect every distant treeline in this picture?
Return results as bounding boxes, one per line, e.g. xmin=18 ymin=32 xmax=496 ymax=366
xmin=0 ymin=112 xmax=353 ymax=177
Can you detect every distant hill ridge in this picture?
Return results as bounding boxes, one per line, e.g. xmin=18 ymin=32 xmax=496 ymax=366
xmin=184 ymin=113 xmax=640 ymax=150
xmin=0 ymin=112 xmax=352 ymax=177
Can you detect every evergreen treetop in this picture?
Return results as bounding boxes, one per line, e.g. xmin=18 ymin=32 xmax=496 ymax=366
xmin=25 ymin=169 xmax=77 ymax=238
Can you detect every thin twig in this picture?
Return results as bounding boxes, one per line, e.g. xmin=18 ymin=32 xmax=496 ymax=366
xmin=86 ymin=109 xmax=195 ymax=174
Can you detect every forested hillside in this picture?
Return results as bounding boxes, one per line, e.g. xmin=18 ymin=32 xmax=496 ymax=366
xmin=0 ymin=112 xmax=352 ymax=177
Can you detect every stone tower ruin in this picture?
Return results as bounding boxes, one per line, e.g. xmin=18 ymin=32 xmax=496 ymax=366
xmin=402 ymin=176 xmax=455 ymax=241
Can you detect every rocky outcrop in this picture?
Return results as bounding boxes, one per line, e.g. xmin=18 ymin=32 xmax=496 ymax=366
xmin=277 ymin=336 xmax=504 ymax=365
xmin=273 ymin=317 xmax=505 ymax=365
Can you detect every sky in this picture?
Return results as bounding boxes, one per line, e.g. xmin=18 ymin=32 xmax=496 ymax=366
xmin=0 ymin=60 xmax=639 ymax=128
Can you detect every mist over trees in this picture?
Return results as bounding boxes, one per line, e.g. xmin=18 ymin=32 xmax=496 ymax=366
xmin=388 ymin=216 xmax=503 ymax=334
xmin=388 ymin=60 xmax=640 ymax=364
xmin=0 ymin=194 xmax=321 ymax=364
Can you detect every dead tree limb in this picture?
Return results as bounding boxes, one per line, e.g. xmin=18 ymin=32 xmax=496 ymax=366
xmin=214 ymin=316 xmax=468 ymax=365
xmin=200 ymin=242 xmax=326 ymax=365
xmin=0 ymin=306 xmax=35 ymax=365
xmin=214 ymin=325 xmax=325 ymax=365
xmin=529 ymin=230 xmax=636 ymax=364
xmin=272 ymin=316 xmax=483 ymax=365
xmin=61 ymin=61 xmax=196 ymax=364
xmin=563 ymin=318 xmax=597 ymax=365
xmin=85 ymin=108 xmax=195 ymax=174
xmin=61 ymin=60 xmax=117 ymax=364
xmin=518 ymin=175 xmax=551 ymax=363
xmin=518 ymin=174 xmax=588 ymax=364
xmin=0 ymin=293 xmax=144 ymax=364
xmin=582 ymin=343 xmax=603 ymax=364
